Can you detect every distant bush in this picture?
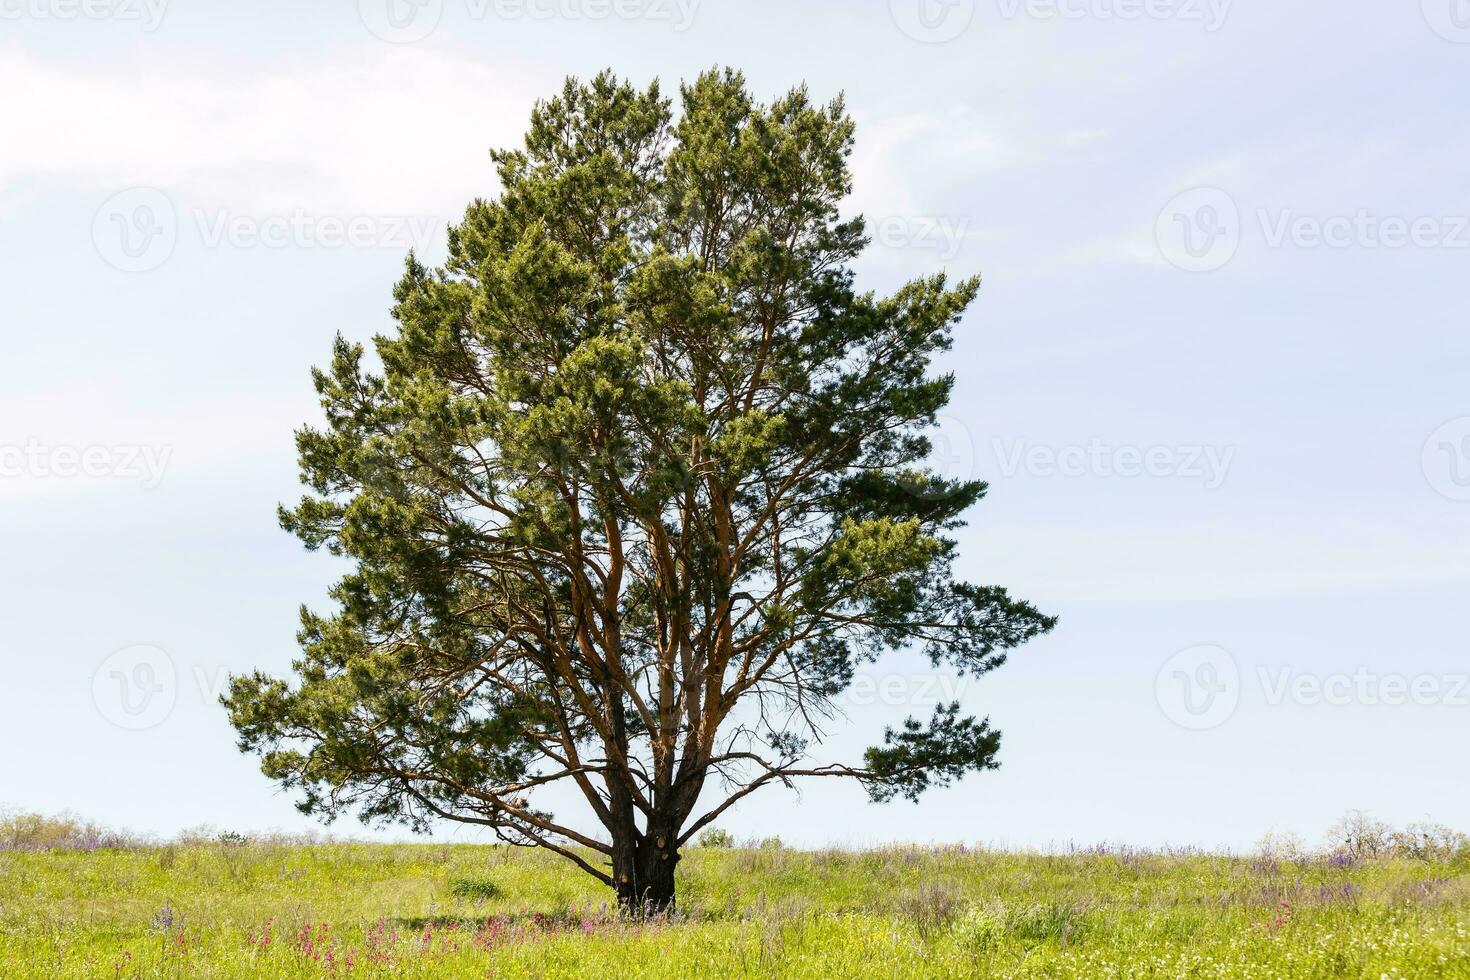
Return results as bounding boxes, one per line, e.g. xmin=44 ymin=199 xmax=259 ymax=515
xmin=448 ymin=873 xmax=501 ymax=901
xmin=1254 ymin=812 xmax=1470 ymax=866
xmin=173 ymin=825 xmax=334 ymax=847
xmin=757 ymin=836 xmax=784 ymax=851
xmin=0 ymin=810 xmax=139 ymax=852
xmin=696 ymin=828 xmax=733 ymax=848
xmin=1254 ymin=830 xmax=1306 ymax=863
xmin=1325 ymin=811 xmax=1394 ymax=861
xmin=0 ymin=812 xmax=350 ymax=853
xmin=1391 ymin=823 xmax=1470 ymax=862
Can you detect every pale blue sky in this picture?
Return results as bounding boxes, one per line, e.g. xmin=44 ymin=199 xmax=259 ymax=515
xmin=3 ymin=0 xmax=1468 ymax=851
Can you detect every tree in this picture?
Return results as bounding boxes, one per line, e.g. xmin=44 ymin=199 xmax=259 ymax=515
xmin=223 ymin=68 xmax=1056 ymax=913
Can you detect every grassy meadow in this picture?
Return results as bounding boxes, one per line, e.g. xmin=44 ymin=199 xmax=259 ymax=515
xmin=3 ymin=814 xmax=1470 ymax=978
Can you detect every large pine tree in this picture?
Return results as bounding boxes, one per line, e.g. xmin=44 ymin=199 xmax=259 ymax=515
xmin=224 ymin=68 xmax=1055 ymax=912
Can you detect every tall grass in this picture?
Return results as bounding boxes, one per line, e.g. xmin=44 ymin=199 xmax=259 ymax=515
xmin=1 ymin=812 xmax=1468 ymax=977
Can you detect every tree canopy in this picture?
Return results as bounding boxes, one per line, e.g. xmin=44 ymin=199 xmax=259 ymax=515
xmin=223 ymin=67 xmax=1055 ymax=911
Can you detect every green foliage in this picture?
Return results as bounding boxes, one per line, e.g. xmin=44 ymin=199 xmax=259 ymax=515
xmin=223 ymin=67 xmax=1056 ymax=899
xmin=696 ymin=828 xmax=733 ymax=848
xmin=447 ymin=872 xmax=501 ymax=901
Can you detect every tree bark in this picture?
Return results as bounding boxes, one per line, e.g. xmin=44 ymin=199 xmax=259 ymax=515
xmin=612 ymin=822 xmax=679 ymax=915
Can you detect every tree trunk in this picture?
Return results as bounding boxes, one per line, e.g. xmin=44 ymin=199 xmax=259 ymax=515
xmin=612 ymin=824 xmax=679 ymax=915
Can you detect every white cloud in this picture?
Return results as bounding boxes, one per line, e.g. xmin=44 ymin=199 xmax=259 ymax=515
xmin=847 ymin=105 xmax=1032 ymax=223
xmin=0 ymin=41 xmax=552 ymax=216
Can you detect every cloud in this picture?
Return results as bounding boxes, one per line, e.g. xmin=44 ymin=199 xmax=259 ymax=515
xmin=0 ymin=41 xmax=552 ymax=216
xmin=847 ymin=106 xmax=1032 ymax=222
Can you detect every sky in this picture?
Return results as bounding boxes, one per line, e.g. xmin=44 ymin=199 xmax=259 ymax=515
xmin=2 ymin=0 xmax=1468 ymax=853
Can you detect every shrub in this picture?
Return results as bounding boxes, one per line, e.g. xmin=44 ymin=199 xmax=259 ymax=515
xmin=696 ymin=828 xmax=733 ymax=849
xmin=1255 ymin=830 xmax=1306 ymax=863
xmin=1325 ymin=811 xmax=1393 ymax=860
xmin=448 ymin=873 xmax=501 ymax=901
xmin=1392 ymin=823 xmax=1470 ymax=862
xmin=0 ymin=811 xmax=137 ymax=852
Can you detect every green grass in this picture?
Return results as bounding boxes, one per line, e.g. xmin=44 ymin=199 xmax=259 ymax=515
xmin=3 ymin=839 xmax=1469 ymax=977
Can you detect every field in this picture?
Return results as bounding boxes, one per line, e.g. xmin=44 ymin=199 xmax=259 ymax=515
xmin=4 ymin=823 xmax=1470 ymax=978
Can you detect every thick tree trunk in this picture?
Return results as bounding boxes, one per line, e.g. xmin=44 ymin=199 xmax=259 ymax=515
xmin=612 ymin=823 xmax=680 ymax=915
